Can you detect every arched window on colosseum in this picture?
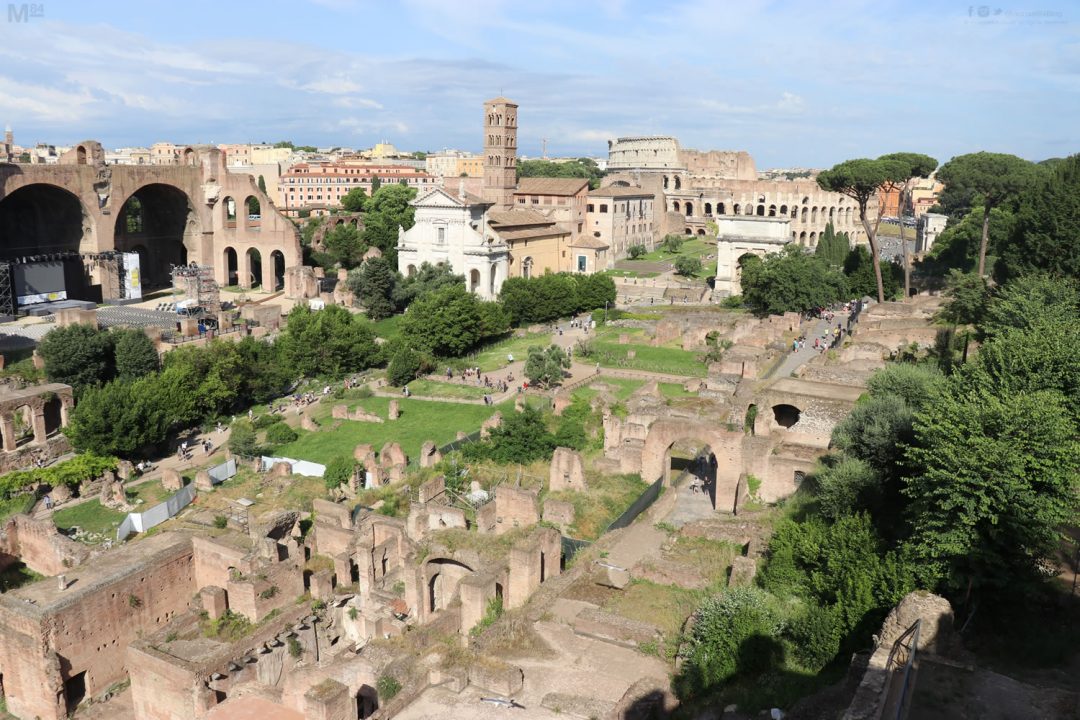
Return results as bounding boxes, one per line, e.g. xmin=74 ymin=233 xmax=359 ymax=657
xmin=800 ymin=207 xmax=808 ymax=223
xmin=846 ymin=207 xmax=853 ymax=223
xmin=663 ymin=176 xmax=669 ymax=189
xmin=829 ymin=206 xmax=835 ymax=221
xmin=674 ymin=176 xmax=681 ymax=190
xmin=704 ymin=202 xmax=712 ymax=216
xmin=799 ymin=231 xmax=807 ymax=245
xmin=717 ymin=203 xmax=725 ymax=215
xmin=802 ymin=196 xmax=810 ymax=205
xmin=756 ymin=205 xmax=765 ymax=216
xmin=733 ymin=204 xmax=740 ymax=215
xmin=685 ymin=202 xmax=693 ymax=217
xmin=672 ymin=201 xmax=680 ymax=212
xmin=744 ymin=204 xmax=753 ymax=216
xmin=768 ymin=205 xmax=776 ymax=216
xmin=811 ymin=207 xmax=818 ymax=223
xmin=779 ymin=204 xmax=788 ymax=216
xmin=809 ymin=231 xmax=817 ymax=246
xmin=697 ymin=228 xmax=706 ymax=236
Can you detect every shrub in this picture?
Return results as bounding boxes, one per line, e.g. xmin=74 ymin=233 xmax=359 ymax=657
xmin=287 ymin=636 xmax=302 ymax=658
xmin=213 ymin=515 xmax=228 ymax=529
xmin=673 ymin=256 xmax=703 ymax=277
xmin=252 ymin=413 xmax=283 ymax=429
xmin=265 ymin=423 xmax=299 ymax=446
xmin=387 ymin=346 xmax=423 ymax=387
xmin=0 ymin=453 xmax=118 ymax=500
xmin=323 ymin=455 xmax=356 ymax=490
xmin=228 ymin=419 xmax=262 ymax=457
xmin=786 ymin=604 xmax=842 ymax=671
xmin=376 ymin=675 xmax=401 ymax=700
xmin=675 ymin=587 xmax=784 ymax=700
xmin=662 ymin=235 xmax=685 ymax=253
xmin=628 ymin=244 xmax=647 ymax=259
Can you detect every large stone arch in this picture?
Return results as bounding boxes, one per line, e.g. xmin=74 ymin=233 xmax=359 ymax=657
xmin=114 ymin=183 xmax=200 ymax=289
xmin=640 ymin=419 xmax=743 ymax=512
xmin=424 ymin=557 xmax=474 ymax=613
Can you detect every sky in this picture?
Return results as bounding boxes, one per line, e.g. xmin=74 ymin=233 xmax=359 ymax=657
xmin=0 ymin=0 xmax=1077 ymax=168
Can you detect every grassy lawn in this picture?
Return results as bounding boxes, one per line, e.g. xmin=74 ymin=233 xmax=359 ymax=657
xmin=0 ymin=493 xmax=35 ymax=524
xmin=406 ymin=378 xmax=492 ymax=400
xmin=274 ymin=395 xmax=512 ymax=464
xmin=659 ymin=382 xmax=697 ymax=399
xmin=606 ymin=578 xmax=701 ymax=640
xmin=370 ymin=314 xmax=403 ymax=341
xmin=571 ymin=377 xmax=645 ymax=404
xmin=52 ymin=500 xmax=127 ymax=539
xmin=458 ymin=332 xmax=550 ymax=373
xmin=589 ymin=338 xmax=707 ymax=377
xmin=548 ymin=472 xmax=649 ymax=540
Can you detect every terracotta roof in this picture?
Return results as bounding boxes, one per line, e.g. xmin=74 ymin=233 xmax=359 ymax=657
xmin=494 ymin=225 xmax=569 ymax=242
xmin=589 ymin=185 xmax=654 ymax=198
xmin=571 ymin=236 xmax=610 ymax=249
xmin=514 ymin=177 xmax=589 ymax=196
xmin=487 ymin=209 xmax=552 ymax=227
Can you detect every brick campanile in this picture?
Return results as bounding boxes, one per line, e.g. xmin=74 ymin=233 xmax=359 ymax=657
xmin=482 ymin=97 xmax=518 ymax=211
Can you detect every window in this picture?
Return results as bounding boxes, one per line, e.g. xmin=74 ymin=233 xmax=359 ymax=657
xmin=577 ymin=255 xmax=587 ymax=272
xmin=600 ymin=204 xmax=608 ymax=213
xmin=587 ymin=204 xmax=595 ymax=212
xmin=437 ymin=227 xmax=446 ymax=244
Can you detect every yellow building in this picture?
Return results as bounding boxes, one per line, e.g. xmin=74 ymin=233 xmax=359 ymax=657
xmin=487 ymin=209 xmax=572 ymax=278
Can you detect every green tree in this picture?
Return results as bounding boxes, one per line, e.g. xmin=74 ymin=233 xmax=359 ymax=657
xmin=38 ymin=324 xmax=114 ymax=393
xmin=877 ymin=153 xmax=938 ymax=299
xmin=661 ymin=234 xmax=684 ymax=253
xmin=740 ymin=245 xmax=847 ymax=315
xmin=627 ymin=244 xmax=647 ymax=259
xmin=362 ymin=184 xmax=417 ymax=264
xmin=370 ymin=176 xmax=381 ymax=194
xmin=112 ymin=328 xmax=159 ymax=381
xmin=277 ymin=304 xmax=379 ymax=379
xmin=322 ymin=222 xmax=366 ymax=269
xmin=228 ymin=419 xmax=261 ymax=457
xmin=517 ymin=158 xmax=604 ymax=189
xmin=524 ymin=345 xmax=570 ymax=388
xmin=257 ymin=175 xmax=267 ymax=194
xmin=346 ymin=257 xmax=399 ymax=320
xmin=386 ymin=346 xmax=423 ymax=387
xmin=393 ymin=261 xmax=464 ymax=308
xmin=814 ymin=222 xmax=849 ymax=269
xmin=576 ymin=273 xmax=616 ymax=311
xmin=904 ymin=386 xmax=1080 ymax=598
xmin=980 ymin=274 xmax=1080 ymax=340
xmin=673 ymin=256 xmax=703 ymax=277
xmin=340 ymin=187 xmax=368 ymax=213
xmin=843 ymin=246 xmax=901 ymax=300
xmin=817 ymin=157 xmax=908 ymax=302
xmin=996 ymin=153 xmax=1080 ymax=281
xmin=399 ymin=285 xmax=508 ymax=357
xmin=65 ymin=376 xmax=166 ymax=456
xmin=939 ymin=270 xmax=989 ymax=329
xmin=462 ymin=405 xmax=554 ymax=464
xmin=936 ymin=152 xmax=1037 ymax=278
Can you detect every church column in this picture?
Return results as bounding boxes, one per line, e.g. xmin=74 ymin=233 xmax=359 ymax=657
xmin=59 ymin=396 xmax=72 ymax=428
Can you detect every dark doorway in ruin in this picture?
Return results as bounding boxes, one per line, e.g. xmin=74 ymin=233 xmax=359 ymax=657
xmin=213 ymin=689 xmax=227 ymax=704
xmin=772 ymin=404 xmax=801 ymax=429
xmin=428 ymin=573 xmax=440 ymax=612
xmin=357 ymin=685 xmax=378 ymax=718
xmin=271 ymin=250 xmax=286 ymax=291
xmin=0 ymin=184 xmax=87 ymax=260
xmin=114 ymin=184 xmax=194 ymax=289
xmin=247 ymin=248 xmax=262 ymax=289
xmin=223 ymin=246 xmax=238 ymax=286
xmin=495 ymin=582 xmax=504 ymax=602
xmin=64 ymin=671 xmax=87 ymax=714
xmin=540 ymin=552 xmax=546 ymax=583
xmin=43 ymin=396 xmax=63 ymax=436
xmin=350 ymin=559 xmax=360 ymax=584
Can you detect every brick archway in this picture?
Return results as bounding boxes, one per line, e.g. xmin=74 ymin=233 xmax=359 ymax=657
xmin=640 ymin=419 xmax=743 ymax=511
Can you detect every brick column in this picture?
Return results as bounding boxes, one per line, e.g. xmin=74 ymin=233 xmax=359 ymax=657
xmin=1 ymin=413 xmax=16 ymax=452
xmin=31 ymin=409 xmax=47 ymax=443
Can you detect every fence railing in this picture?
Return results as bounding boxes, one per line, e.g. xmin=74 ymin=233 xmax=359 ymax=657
xmin=881 ymin=619 xmax=922 ymax=720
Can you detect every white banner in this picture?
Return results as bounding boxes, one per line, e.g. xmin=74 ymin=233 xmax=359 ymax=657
xmin=123 ymin=252 xmax=142 ymax=300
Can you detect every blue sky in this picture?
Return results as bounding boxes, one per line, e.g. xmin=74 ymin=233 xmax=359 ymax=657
xmin=0 ymin=0 xmax=1076 ymax=167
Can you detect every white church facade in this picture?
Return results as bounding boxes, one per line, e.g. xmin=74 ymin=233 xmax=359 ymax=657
xmin=396 ymin=187 xmax=509 ymax=300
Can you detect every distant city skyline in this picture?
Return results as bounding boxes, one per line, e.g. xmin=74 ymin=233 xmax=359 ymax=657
xmin=0 ymin=0 xmax=1076 ymax=167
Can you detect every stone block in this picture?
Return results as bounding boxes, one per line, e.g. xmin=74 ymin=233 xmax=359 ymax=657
xmin=619 ymin=333 xmax=630 ymax=345
xmin=481 ymin=411 xmax=502 ymax=439
xmin=468 ymin=662 xmax=524 ymax=697
xmin=549 ymin=447 xmax=586 ymax=492
xmin=159 ymin=470 xmax=183 ymax=492
xmin=201 ymin=585 xmax=228 ymax=620
xmin=597 ymin=564 xmax=630 ymax=589
xmin=728 ymin=556 xmax=757 ymax=587
xmin=304 ymin=678 xmax=354 ymax=720
xmin=116 ymin=460 xmax=135 ymax=480
xmin=301 ymin=413 xmax=319 ymax=431
xmin=627 ymin=350 xmax=636 ymax=359
xmin=195 ymin=470 xmax=214 ymax=492
xmin=353 ymin=443 xmax=374 ymax=463
xmin=418 ymin=474 xmax=446 ymax=504
xmin=331 ymin=404 xmax=349 ymax=420
xmin=310 ymin=569 xmax=335 ymax=600
xmin=270 ymin=461 xmax=292 ymax=477
xmin=419 ymin=440 xmax=442 ymax=468
xmin=542 ymin=499 xmax=575 ymax=528
xmin=388 ymin=400 xmax=400 ymax=420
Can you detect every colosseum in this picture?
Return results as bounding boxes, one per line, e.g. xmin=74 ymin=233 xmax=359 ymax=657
xmin=604 ymin=136 xmax=871 ymax=247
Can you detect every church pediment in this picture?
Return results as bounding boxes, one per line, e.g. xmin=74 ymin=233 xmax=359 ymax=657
xmin=412 ymin=187 xmax=467 ymax=209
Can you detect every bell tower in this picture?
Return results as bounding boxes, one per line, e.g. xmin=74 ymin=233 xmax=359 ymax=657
xmin=482 ymin=97 xmax=518 ymax=210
